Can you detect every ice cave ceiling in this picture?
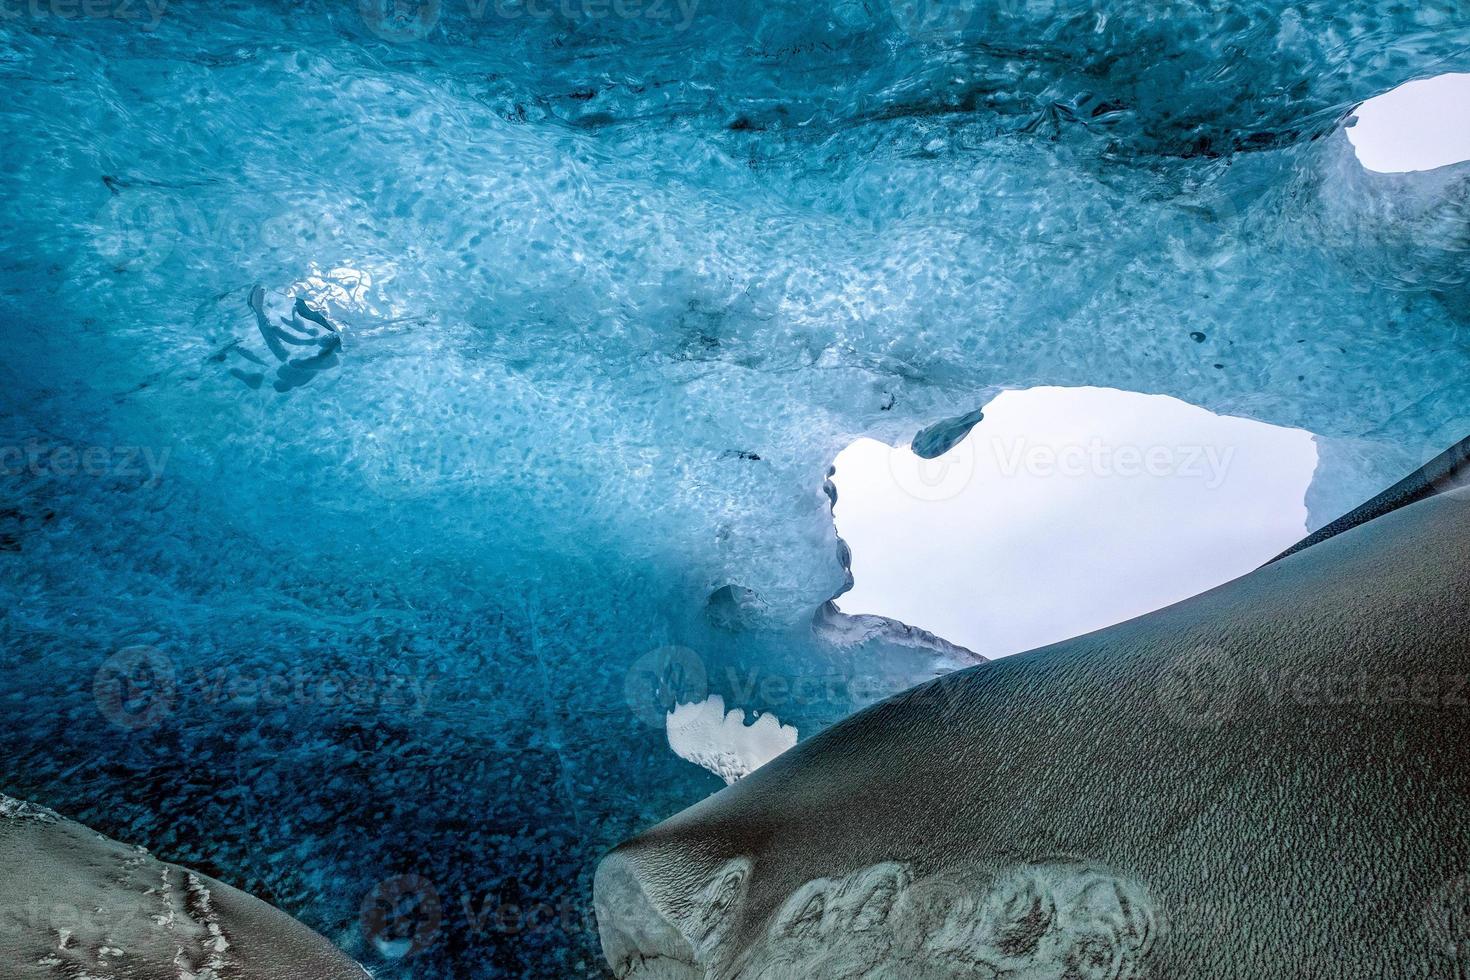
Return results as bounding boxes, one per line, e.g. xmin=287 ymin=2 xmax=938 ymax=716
xmin=0 ymin=0 xmax=1467 ymax=974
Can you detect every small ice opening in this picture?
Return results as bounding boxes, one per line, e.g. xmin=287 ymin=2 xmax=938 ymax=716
xmin=830 ymin=387 xmax=1318 ymax=659
xmin=1346 ymin=73 xmax=1470 ymax=174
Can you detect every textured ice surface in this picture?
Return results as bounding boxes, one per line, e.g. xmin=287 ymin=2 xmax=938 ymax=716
xmin=1 ymin=0 xmax=1468 ymax=975
xmin=831 ymin=386 xmax=1318 ymax=658
xmin=598 ymin=856 xmax=1155 ymax=979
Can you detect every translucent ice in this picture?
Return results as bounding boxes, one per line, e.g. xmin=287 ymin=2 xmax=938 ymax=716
xmin=0 ymin=0 xmax=1468 ymax=975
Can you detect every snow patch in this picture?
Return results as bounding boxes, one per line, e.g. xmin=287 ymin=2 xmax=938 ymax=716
xmin=665 ymin=696 xmax=798 ymax=785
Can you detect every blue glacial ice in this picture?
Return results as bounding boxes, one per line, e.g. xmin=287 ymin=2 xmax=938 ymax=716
xmin=0 ymin=0 xmax=1468 ymax=975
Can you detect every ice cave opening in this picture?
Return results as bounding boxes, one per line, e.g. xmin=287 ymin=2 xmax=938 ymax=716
xmin=829 ymin=387 xmax=1320 ymax=659
xmin=1347 ymin=73 xmax=1470 ymax=173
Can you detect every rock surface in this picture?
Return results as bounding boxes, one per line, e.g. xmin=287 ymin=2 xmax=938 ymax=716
xmin=0 ymin=796 xmax=369 ymax=980
xmin=597 ymin=478 xmax=1470 ymax=977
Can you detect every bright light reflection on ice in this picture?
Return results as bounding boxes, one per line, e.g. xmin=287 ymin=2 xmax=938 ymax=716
xmin=831 ymin=387 xmax=1319 ymax=659
xmin=1347 ymin=73 xmax=1470 ymax=173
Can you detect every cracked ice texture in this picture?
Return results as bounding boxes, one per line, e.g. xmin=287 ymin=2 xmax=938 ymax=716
xmin=0 ymin=0 xmax=1467 ymax=975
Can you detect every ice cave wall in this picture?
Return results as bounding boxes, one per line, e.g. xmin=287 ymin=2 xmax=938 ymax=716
xmin=3 ymin=0 xmax=1468 ymax=630
xmin=0 ymin=0 xmax=1467 ymax=974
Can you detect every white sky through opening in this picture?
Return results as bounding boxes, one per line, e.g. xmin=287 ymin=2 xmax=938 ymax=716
xmin=1347 ymin=72 xmax=1470 ymax=173
xmin=830 ymin=387 xmax=1318 ymax=659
